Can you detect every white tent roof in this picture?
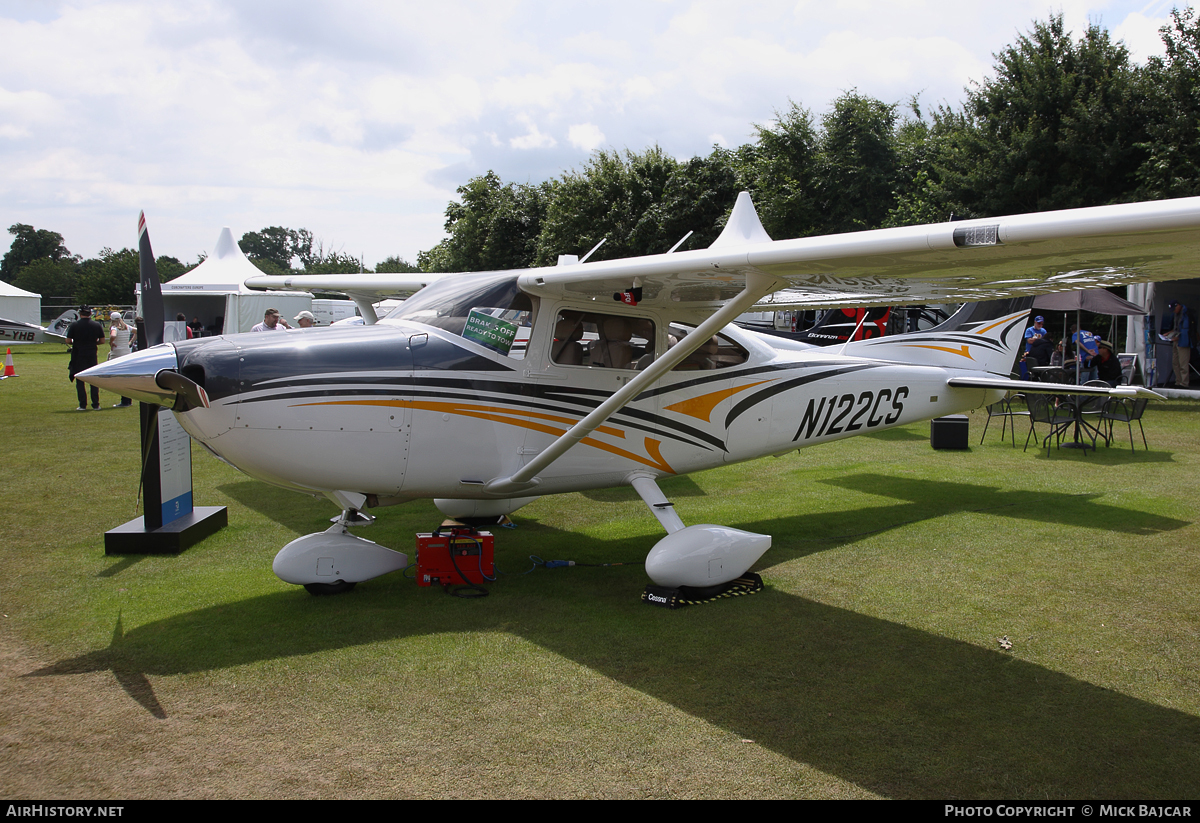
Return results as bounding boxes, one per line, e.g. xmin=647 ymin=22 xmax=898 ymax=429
xmin=0 ymin=279 xmax=40 ymax=299
xmin=161 ymin=227 xmax=267 ymax=294
xmin=0 ymin=278 xmax=41 ymax=325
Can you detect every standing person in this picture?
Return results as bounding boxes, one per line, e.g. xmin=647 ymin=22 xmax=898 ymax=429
xmin=251 ymin=308 xmax=290 ymax=332
xmin=1071 ymin=324 xmax=1099 ymax=384
xmin=294 ymin=310 xmax=315 ymax=328
xmin=177 ymin=313 xmax=193 ymax=339
xmin=1163 ymin=300 xmax=1192 ymax=388
xmin=108 ymin=311 xmax=134 ymax=407
xmin=66 ymin=306 xmax=104 ymax=410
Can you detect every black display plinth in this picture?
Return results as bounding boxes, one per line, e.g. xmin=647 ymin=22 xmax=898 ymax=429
xmin=105 ymin=506 xmax=227 ymax=555
xmin=931 ymin=415 xmax=970 ymax=450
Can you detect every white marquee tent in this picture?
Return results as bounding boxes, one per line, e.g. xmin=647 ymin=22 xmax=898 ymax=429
xmin=137 ymin=228 xmax=311 ymax=335
xmin=0 ymin=279 xmax=41 ymax=325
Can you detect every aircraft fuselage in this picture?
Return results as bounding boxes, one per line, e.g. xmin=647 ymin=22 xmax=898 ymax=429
xmin=165 ymin=305 xmax=998 ymax=505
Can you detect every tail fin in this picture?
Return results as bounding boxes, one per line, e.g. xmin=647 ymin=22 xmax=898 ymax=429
xmin=841 ymin=297 xmax=1033 ymax=375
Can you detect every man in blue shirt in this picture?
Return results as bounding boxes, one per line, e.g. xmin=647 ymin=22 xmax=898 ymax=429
xmin=1071 ymin=324 xmax=1099 ymax=384
xmin=1025 ymin=316 xmax=1050 ymax=352
xmin=1164 ymin=300 xmax=1192 ymax=388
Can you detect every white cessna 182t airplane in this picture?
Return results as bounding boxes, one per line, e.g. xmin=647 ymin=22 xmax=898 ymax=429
xmin=80 ymin=193 xmax=1198 ymax=595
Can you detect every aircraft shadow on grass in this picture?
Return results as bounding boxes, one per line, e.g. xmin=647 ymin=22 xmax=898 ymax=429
xmin=27 ymin=477 xmax=1197 ymax=798
xmin=217 ymin=481 xmax=336 ymax=534
xmin=810 ymin=474 xmax=1188 ymax=539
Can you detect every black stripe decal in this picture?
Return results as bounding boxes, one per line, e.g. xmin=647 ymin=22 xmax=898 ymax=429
xmin=724 ymin=364 xmax=881 ymax=428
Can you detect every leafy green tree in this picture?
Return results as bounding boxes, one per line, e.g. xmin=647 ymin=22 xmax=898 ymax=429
xmin=306 ymin=251 xmax=362 ymax=274
xmin=239 ymin=227 xmax=315 ymax=271
xmin=76 ymin=248 xmax=141 ymax=305
xmin=375 ymin=256 xmax=421 ymax=273
xmin=535 ymin=147 xmax=682 ymax=265
xmin=734 ymin=103 xmax=821 ymax=239
xmin=155 ymin=256 xmax=188 ymax=282
xmin=248 ymin=258 xmax=290 ymax=277
xmin=940 ymin=15 xmax=1145 ymax=215
xmin=2 ymin=224 xmax=75 ymax=280
xmin=10 ymin=257 xmax=79 ymax=298
xmin=883 ymin=99 xmax=956 ymax=227
xmin=653 ymin=148 xmax=739 ymax=250
xmin=421 ymin=171 xmax=550 ymax=272
xmin=1137 ymin=7 xmax=1200 ymax=199
xmin=814 ymin=92 xmax=900 ymax=233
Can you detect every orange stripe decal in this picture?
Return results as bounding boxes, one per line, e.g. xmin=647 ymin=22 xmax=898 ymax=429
xmin=663 ymin=380 xmax=770 ymax=422
xmin=901 ymin=343 xmax=974 ymax=360
xmin=290 ymin=398 xmax=676 ymax=471
xmin=975 ymin=315 xmax=1014 ymax=335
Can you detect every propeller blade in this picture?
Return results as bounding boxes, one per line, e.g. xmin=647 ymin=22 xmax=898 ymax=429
xmin=138 ymin=211 xmax=164 ymax=348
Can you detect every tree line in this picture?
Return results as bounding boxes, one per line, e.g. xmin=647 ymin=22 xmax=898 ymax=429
xmin=6 ymin=10 xmax=1200 ymax=301
xmin=1 ymin=222 xmax=418 ymax=306
xmin=419 ymin=10 xmax=1200 ymax=271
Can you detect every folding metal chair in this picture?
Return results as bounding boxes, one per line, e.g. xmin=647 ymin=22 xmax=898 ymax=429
xmin=1101 ymin=397 xmax=1150 ymax=453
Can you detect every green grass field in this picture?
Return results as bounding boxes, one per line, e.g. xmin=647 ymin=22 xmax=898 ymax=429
xmin=2 ymin=342 xmax=1198 ymax=799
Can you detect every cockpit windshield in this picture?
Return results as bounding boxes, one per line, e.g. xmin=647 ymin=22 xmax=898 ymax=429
xmin=385 ymin=272 xmax=534 ymax=358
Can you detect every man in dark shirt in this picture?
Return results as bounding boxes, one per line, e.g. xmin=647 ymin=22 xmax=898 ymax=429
xmin=1095 ymin=341 xmax=1123 ymax=387
xmin=66 ymin=305 xmax=104 ymax=410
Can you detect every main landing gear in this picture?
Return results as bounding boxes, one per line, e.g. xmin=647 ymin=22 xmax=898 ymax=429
xmin=272 ymin=491 xmax=409 ymax=596
xmin=627 ymin=472 xmax=771 ymax=588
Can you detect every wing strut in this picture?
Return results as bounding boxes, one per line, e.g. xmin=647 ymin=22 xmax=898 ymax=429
xmin=485 ymin=270 xmax=786 ymax=494
xmin=349 ymin=295 xmax=380 ymax=325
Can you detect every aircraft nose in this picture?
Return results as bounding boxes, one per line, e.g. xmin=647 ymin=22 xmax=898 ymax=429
xmin=78 ymin=344 xmax=180 ymax=406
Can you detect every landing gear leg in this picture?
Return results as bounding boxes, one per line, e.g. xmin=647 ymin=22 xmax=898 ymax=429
xmin=272 ymin=491 xmax=408 ymax=593
xmin=627 ymin=472 xmax=771 ymax=588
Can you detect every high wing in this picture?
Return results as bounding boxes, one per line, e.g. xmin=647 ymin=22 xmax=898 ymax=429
xmin=519 ymin=193 xmax=1200 ymax=309
xmin=243 ymin=272 xmax=445 ymax=323
xmin=244 ymin=193 xmax=1200 ymax=313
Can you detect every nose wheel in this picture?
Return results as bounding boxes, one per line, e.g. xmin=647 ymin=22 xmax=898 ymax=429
xmin=273 ymin=499 xmax=408 ymax=594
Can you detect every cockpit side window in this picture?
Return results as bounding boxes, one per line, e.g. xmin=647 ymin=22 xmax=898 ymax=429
xmin=552 ymin=310 xmax=656 ymax=369
xmin=667 ymin=324 xmax=749 ymax=370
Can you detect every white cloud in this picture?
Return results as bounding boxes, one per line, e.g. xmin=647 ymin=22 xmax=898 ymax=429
xmin=568 ymin=123 xmax=605 ymax=152
xmin=0 ymin=0 xmax=1179 ymax=266
xmin=509 ymin=116 xmax=558 ymax=150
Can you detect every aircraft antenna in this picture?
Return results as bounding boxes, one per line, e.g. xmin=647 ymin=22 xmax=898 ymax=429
xmin=667 ymin=231 xmax=693 ymax=254
xmin=836 ymin=309 xmax=873 ymax=356
xmin=579 ymin=238 xmax=606 ymax=264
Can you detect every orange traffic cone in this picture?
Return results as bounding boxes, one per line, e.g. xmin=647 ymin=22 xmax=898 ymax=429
xmin=1 ymin=348 xmax=14 ymax=378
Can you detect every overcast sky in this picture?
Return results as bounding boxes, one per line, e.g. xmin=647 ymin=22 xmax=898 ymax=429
xmin=0 ymin=0 xmax=1183 ymax=269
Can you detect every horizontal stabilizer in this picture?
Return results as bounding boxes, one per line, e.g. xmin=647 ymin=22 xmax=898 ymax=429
xmin=947 ymin=376 xmax=1166 ymax=400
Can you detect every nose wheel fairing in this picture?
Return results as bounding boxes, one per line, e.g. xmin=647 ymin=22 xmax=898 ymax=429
xmin=272 ymin=521 xmax=409 ymax=587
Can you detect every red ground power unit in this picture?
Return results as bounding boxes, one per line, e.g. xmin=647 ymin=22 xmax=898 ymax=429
xmin=415 ymin=530 xmax=494 ymax=586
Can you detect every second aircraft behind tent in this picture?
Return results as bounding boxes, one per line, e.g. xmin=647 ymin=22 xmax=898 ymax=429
xmin=79 ymin=193 xmax=1196 ymax=594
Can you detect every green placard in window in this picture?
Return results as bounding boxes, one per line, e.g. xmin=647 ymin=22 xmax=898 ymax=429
xmin=463 ymin=309 xmax=519 ymax=354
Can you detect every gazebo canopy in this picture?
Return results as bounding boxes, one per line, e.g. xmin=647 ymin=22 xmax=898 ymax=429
xmin=1032 ymin=289 xmax=1145 ymax=315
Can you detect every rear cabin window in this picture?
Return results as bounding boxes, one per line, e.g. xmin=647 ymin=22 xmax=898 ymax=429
xmin=667 ymin=324 xmax=749 ymax=370
xmin=552 ymin=310 xmax=656 ymax=369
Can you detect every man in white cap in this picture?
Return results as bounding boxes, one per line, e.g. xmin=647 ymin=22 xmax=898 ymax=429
xmin=294 ymin=310 xmax=316 ymax=329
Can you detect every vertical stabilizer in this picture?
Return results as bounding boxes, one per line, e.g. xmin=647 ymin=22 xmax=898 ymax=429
xmin=841 ymin=298 xmax=1034 ymax=375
